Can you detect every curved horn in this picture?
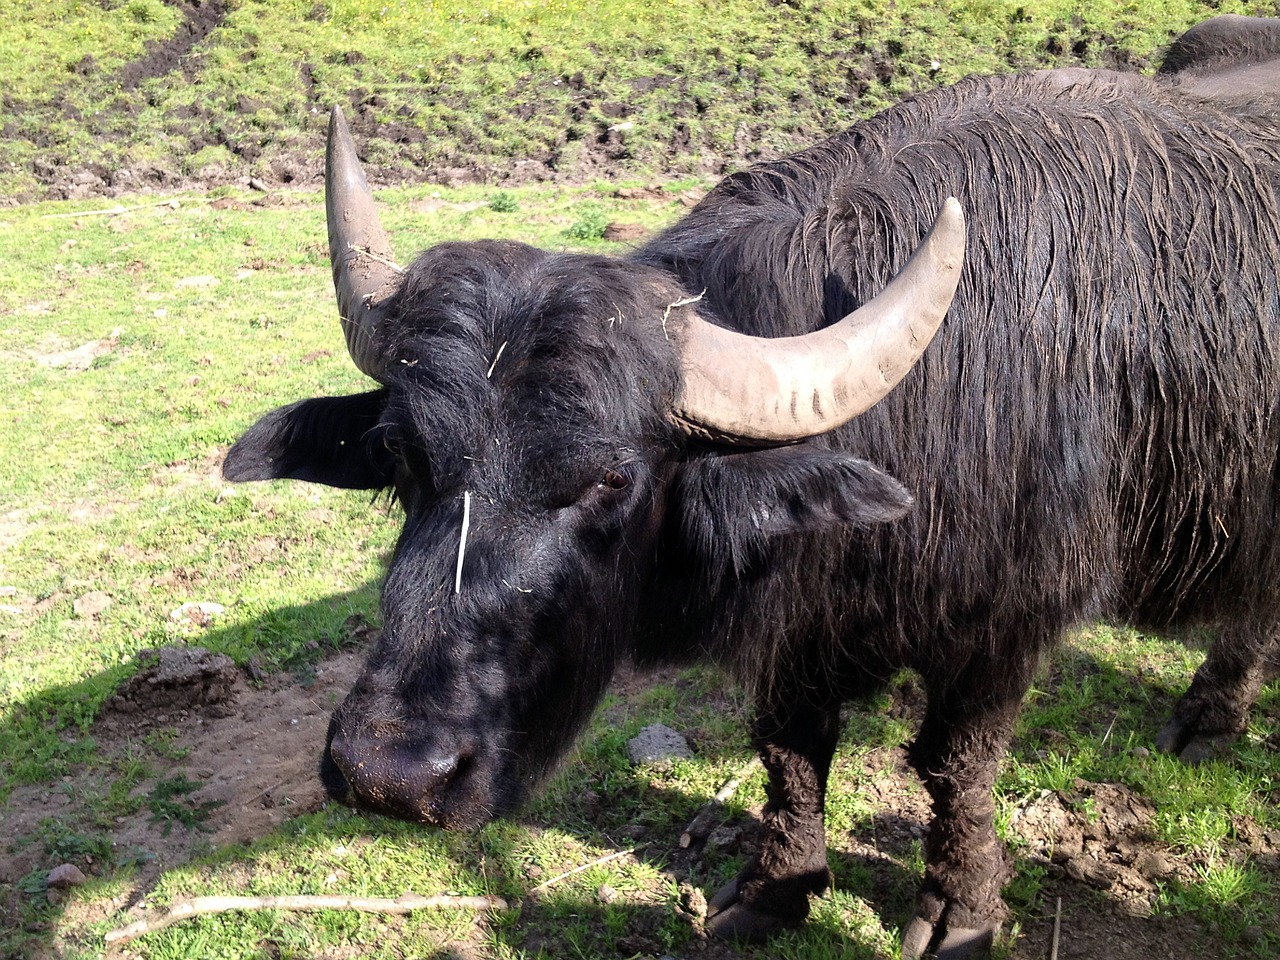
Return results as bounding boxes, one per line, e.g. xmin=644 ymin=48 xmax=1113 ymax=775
xmin=326 ymin=105 xmax=402 ymax=381
xmin=669 ymin=197 xmax=965 ymax=444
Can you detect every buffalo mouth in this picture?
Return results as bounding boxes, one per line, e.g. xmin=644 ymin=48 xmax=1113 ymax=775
xmin=319 ymin=716 xmax=502 ymax=829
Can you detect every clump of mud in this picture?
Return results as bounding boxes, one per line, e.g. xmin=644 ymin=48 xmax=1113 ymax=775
xmin=1010 ymin=780 xmax=1167 ymax=914
xmin=105 ymin=645 xmax=239 ymax=718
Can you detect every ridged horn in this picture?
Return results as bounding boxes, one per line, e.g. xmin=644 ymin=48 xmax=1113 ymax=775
xmin=326 ymin=105 xmax=402 ymax=381
xmin=669 ymin=197 xmax=965 ymax=444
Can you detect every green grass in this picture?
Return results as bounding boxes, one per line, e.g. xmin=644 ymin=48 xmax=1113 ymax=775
xmin=1 ymin=0 xmax=1276 ymax=199
xmin=3 ymin=18 xmax=1280 ymax=948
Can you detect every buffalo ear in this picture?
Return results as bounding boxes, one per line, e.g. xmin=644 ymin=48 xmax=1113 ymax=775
xmin=672 ymin=445 xmax=913 ymax=572
xmin=223 ymin=390 xmax=395 ymax=489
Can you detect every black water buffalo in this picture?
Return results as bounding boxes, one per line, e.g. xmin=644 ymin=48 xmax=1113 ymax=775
xmin=224 ymin=39 xmax=1280 ymax=960
xmin=1158 ymin=13 xmax=1280 ymax=96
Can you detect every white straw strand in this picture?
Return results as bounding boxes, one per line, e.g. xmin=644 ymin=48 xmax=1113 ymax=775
xmin=455 ymin=490 xmax=472 ymax=594
xmin=486 ymin=342 xmax=507 ymax=378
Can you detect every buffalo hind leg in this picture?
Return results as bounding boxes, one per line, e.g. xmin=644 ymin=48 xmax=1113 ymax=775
xmin=1157 ymin=622 xmax=1280 ymax=763
xmin=902 ymin=663 xmax=1031 ymax=960
xmin=705 ymin=694 xmax=841 ymax=943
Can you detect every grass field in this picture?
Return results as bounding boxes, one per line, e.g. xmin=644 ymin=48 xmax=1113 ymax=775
xmin=2 ymin=1 xmax=1280 ymax=958
xmin=2 ymin=0 xmax=1277 ymax=200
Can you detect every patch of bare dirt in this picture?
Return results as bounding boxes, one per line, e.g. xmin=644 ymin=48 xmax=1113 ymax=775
xmin=29 ymin=331 xmax=121 ymax=372
xmin=0 ymin=508 xmax=38 ymax=554
xmin=98 ymin=645 xmax=364 ymax=848
xmin=0 ymin=642 xmax=364 ymax=952
xmin=113 ymin=0 xmax=228 ymax=93
xmin=148 ymin=445 xmax=230 ymax=495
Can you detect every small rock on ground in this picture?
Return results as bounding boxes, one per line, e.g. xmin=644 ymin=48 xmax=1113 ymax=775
xmin=626 ymin=724 xmax=693 ymax=764
xmin=46 ymin=864 xmax=87 ymax=889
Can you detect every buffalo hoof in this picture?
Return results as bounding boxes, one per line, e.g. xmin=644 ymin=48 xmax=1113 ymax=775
xmin=704 ymin=877 xmax=797 ymax=944
xmin=1154 ymin=717 xmax=1236 ymax=764
xmin=901 ymin=914 xmax=999 ymax=960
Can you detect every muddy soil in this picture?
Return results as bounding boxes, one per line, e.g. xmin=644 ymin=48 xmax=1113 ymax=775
xmin=0 ymin=644 xmax=363 ymax=955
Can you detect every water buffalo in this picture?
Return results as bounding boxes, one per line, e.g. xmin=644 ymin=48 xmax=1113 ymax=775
xmin=223 ymin=45 xmax=1280 ymax=960
xmin=1158 ymin=13 xmax=1280 ymax=97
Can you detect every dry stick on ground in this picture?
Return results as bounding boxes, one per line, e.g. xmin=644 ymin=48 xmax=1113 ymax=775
xmin=104 ymin=893 xmax=509 ymax=945
xmin=39 ymin=198 xmax=215 ymax=219
xmin=680 ymin=759 xmax=760 ymax=849
xmin=526 ymin=848 xmax=639 ymax=895
xmin=1050 ymin=896 xmax=1062 ymax=960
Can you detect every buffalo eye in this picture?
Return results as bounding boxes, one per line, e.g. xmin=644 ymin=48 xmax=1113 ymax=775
xmin=600 ymin=468 xmax=630 ymax=491
xmin=382 ymin=427 xmax=402 ymax=457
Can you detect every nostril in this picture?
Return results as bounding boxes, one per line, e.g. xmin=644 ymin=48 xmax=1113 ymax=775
xmin=320 ymin=721 xmax=354 ymax=799
xmin=419 ymin=751 xmax=469 ymax=790
xmin=327 ymin=728 xmax=357 ymax=772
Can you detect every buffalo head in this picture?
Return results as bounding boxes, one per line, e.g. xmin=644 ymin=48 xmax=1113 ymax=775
xmin=222 ymin=107 xmax=964 ymax=827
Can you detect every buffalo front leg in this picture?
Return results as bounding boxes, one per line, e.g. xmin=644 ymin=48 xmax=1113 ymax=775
xmin=705 ymin=694 xmax=841 ymax=943
xmin=1157 ymin=623 xmax=1280 ymax=763
xmin=902 ymin=666 xmax=1029 ymax=960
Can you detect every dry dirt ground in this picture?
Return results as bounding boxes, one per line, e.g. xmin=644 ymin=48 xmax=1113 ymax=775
xmin=0 ymin=646 xmax=364 ymax=949
xmin=2 ymin=640 xmax=1275 ymax=960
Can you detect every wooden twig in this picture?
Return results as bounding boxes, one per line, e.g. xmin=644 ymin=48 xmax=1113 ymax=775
xmin=486 ymin=341 xmax=508 ymax=378
xmin=1050 ymin=896 xmax=1062 ymax=960
xmin=104 ymin=892 xmax=508 ymax=944
xmin=527 ymin=848 xmax=637 ymax=895
xmin=454 ymin=489 xmax=472 ymax=594
xmin=679 ymin=760 xmax=758 ymax=848
xmin=1099 ymin=712 xmax=1118 ymax=750
xmin=40 ymin=198 xmax=213 ymax=220
xmin=660 ymin=289 xmax=706 ymax=338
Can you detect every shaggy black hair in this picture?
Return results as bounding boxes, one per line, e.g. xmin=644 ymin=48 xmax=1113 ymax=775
xmin=636 ymin=69 xmax=1280 ymax=696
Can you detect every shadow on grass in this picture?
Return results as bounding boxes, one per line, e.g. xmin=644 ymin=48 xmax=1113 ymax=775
xmin=0 ymin=583 xmax=382 ymax=958
xmin=2 ymin=616 xmax=1277 ymax=959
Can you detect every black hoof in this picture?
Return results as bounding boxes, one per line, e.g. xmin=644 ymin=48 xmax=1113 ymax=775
xmin=705 ymin=877 xmax=796 ymax=944
xmin=901 ymin=914 xmax=999 ymax=959
xmin=1155 ymin=717 xmax=1235 ymax=763
xmin=901 ymin=915 xmax=935 ymax=958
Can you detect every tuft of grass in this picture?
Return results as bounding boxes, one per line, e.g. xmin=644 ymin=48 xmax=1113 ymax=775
xmin=1158 ymin=857 xmax=1276 ymax=948
xmin=147 ymin=775 xmax=226 ymax=835
xmin=564 ymin=202 xmax=610 ymax=241
xmin=488 ymin=190 xmax=519 ymax=213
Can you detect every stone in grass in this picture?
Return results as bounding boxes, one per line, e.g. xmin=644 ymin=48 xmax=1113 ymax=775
xmin=626 ymin=724 xmax=694 ymax=765
xmin=169 ymin=601 xmax=226 ymax=626
xmin=46 ymin=864 xmax=87 ymax=889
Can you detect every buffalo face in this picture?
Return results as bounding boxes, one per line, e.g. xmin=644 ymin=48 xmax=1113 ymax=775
xmin=226 ymin=243 xmax=686 ymax=826
xmin=316 ymin=422 xmax=673 ymax=827
xmin=223 ymin=240 xmax=918 ymax=827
